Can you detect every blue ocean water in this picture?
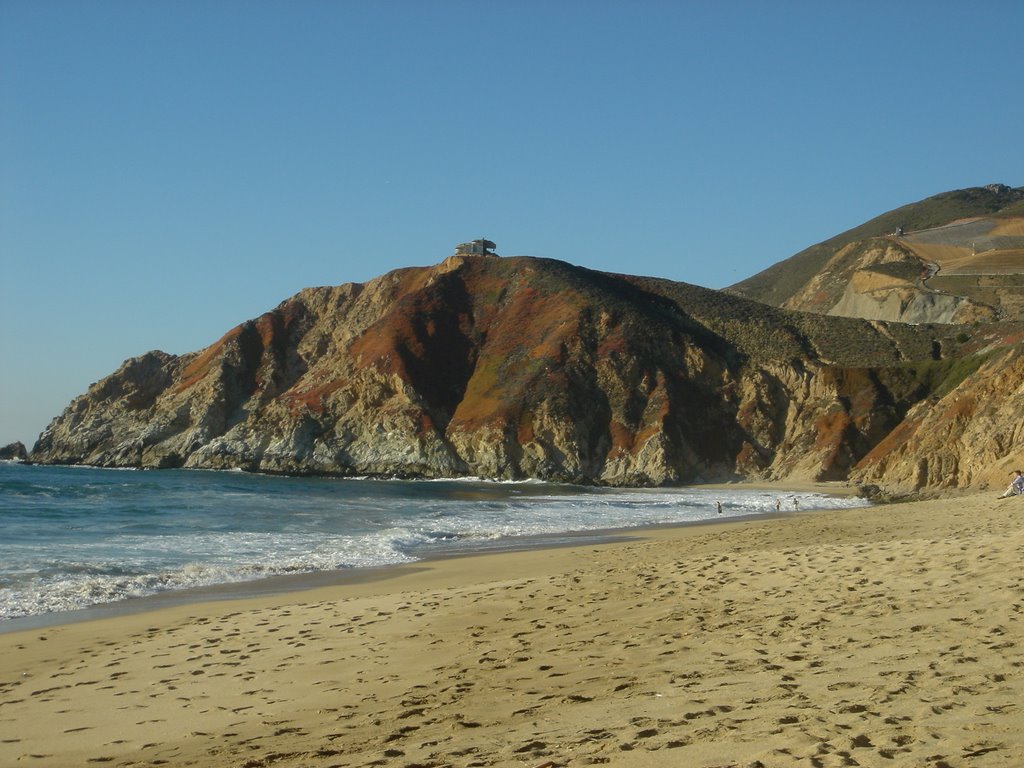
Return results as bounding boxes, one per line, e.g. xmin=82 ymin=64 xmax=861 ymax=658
xmin=0 ymin=462 xmax=870 ymax=622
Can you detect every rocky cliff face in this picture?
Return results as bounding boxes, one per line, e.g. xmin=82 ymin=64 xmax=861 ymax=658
xmin=784 ymin=238 xmax=997 ymax=324
xmin=852 ymin=333 xmax=1024 ymax=492
xmin=729 ymin=184 xmax=1024 ymax=324
xmin=30 ymin=255 xmax=1024 ymax=494
xmin=0 ymin=442 xmax=28 ymax=461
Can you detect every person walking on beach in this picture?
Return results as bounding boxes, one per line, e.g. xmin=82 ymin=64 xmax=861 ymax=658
xmin=716 ymin=500 xmax=723 ymax=515
xmin=998 ymin=469 xmax=1024 ymax=499
xmin=793 ymin=497 xmax=799 ymax=510
xmin=775 ymin=498 xmax=782 ymax=512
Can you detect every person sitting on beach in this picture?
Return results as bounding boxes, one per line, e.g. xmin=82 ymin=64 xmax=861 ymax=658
xmin=998 ymin=469 xmax=1024 ymax=499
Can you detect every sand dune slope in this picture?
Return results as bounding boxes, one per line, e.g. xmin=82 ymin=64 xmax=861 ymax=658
xmin=2 ymin=492 xmax=1023 ymax=767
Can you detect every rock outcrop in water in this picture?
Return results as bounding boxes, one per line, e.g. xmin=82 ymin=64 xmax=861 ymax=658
xmin=0 ymin=441 xmax=28 ymax=461
xmin=29 ymin=252 xmax=1024 ymax=495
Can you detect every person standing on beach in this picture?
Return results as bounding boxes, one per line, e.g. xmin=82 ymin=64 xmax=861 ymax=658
xmin=775 ymin=498 xmax=781 ymax=512
xmin=793 ymin=497 xmax=799 ymax=510
xmin=998 ymin=469 xmax=1024 ymax=498
xmin=716 ymin=500 xmax=723 ymax=515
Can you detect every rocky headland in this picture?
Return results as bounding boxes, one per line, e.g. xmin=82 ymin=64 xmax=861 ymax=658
xmin=29 ymin=242 xmax=1024 ymax=495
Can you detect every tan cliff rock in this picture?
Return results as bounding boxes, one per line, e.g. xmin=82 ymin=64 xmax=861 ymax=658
xmin=788 ymin=239 xmax=995 ymax=324
xmin=729 ymin=184 xmax=1024 ymax=324
xmin=29 ymin=255 xmax=1024 ymax=494
xmin=853 ymin=342 xmax=1024 ymax=492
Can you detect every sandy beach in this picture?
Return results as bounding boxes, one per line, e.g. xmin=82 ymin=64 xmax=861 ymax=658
xmin=2 ymin=489 xmax=1022 ymax=767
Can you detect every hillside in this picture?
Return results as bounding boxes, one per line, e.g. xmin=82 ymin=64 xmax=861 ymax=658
xmin=30 ymin=252 xmax=1024 ymax=494
xmin=728 ymin=184 xmax=1024 ymax=323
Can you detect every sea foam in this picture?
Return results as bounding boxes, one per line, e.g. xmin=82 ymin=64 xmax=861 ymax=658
xmin=0 ymin=464 xmax=870 ymax=620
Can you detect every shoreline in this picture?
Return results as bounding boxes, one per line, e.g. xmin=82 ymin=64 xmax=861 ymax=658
xmin=4 ymin=490 xmax=1022 ymax=766
xmin=0 ymin=480 xmax=860 ymax=635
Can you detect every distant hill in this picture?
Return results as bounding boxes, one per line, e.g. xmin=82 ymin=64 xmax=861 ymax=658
xmin=728 ymin=184 xmax=1024 ymax=323
xmin=29 ymin=252 xmax=1024 ymax=494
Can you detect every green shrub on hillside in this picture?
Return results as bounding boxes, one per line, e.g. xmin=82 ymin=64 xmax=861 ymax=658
xmin=901 ymin=352 xmax=995 ymax=399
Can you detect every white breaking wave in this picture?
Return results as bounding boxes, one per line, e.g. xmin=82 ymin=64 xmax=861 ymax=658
xmin=0 ymin=464 xmax=871 ymax=621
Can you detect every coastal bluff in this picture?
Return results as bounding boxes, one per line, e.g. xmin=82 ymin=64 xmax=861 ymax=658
xmin=29 ymin=252 xmax=1024 ymax=495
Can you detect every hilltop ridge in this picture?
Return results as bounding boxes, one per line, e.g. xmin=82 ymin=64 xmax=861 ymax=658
xmin=30 ymin=250 xmax=1024 ymax=494
xmin=728 ymin=184 xmax=1024 ymax=323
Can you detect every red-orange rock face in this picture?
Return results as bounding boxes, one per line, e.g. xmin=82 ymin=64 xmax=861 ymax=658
xmin=30 ymin=255 xmax=1024 ymax=493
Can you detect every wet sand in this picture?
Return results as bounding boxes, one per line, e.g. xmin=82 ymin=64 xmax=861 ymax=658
xmin=1 ymin=490 xmax=1022 ymax=767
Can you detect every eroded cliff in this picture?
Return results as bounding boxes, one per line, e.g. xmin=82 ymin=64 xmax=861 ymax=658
xmin=729 ymin=184 xmax=1024 ymax=324
xmin=32 ymin=254 xmax=1022 ymax=494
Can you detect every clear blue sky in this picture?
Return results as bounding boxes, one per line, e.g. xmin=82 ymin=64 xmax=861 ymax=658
xmin=2 ymin=0 xmax=1022 ymax=448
